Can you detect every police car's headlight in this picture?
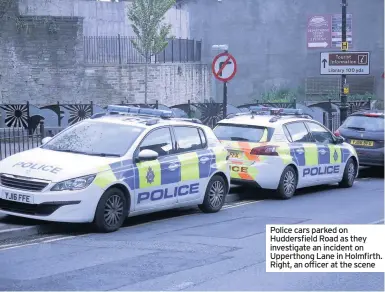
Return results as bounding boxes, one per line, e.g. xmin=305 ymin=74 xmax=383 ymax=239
xmin=51 ymin=175 xmax=96 ymax=191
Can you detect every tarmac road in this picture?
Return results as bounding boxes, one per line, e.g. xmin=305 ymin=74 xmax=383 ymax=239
xmin=0 ymin=167 xmax=383 ymax=291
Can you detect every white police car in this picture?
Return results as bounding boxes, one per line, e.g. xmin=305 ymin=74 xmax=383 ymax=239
xmin=0 ymin=106 xmax=230 ymax=232
xmin=213 ymin=107 xmax=359 ymax=199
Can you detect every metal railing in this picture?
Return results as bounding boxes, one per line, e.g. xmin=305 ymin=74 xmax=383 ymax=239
xmin=0 ymin=122 xmax=64 ymax=161
xmin=0 ymin=98 xmax=374 ymax=159
xmin=84 ymin=36 xmax=202 ymax=64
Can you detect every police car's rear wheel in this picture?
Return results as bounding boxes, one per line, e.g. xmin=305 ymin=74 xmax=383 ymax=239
xmin=93 ymin=188 xmax=127 ymax=233
xmin=199 ymin=175 xmax=227 ymax=213
xmin=339 ymin=158 xmax=357 ymax=188
xmin=276 ymin=166 xmax=297 ymax=200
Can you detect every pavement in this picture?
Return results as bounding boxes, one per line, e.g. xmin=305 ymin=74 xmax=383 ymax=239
xmin=0 ymin=166 xmax=383 ymax=291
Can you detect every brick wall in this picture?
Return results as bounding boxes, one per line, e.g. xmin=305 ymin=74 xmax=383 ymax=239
xmin=0 ymin=15 xmax=209 ymax=107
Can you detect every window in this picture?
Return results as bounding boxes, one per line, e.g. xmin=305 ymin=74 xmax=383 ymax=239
xmin=283 ymin=126 xmax=292 ymax=142
xmin=41 ymin=120 xmax=144 ymax=157
xmin=213 ymin=124 xmax=273 ymax=142
xmin=198 ymin=129 xmax=207 ymax=147
xmin=342 ymin=115 xmax=384 ymax=132
xmin=174 ymin=127 xmax=204 ymax=153
xmin=138 ymin=127 xmax=174 ymax=157
xmin=306 ymin=122 xmax=334 ymax=144
xmin=285 ymin=122 xmax=312 ymax=143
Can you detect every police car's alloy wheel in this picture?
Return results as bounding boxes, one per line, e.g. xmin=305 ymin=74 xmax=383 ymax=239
xmin=93 ymin=187 xmax=128 ymax=232
xmin=277 ymin=166 xmax=297 ymax=200
xmin=199 ymin=175 xmax=227 ymax=213
xmin=339 ymin=158 xmax=357 ymax=188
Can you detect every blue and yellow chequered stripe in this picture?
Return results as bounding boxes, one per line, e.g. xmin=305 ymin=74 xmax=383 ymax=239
xmin=94 ymin=148 xmax=228 ymax=190
xmin=94 ymin=143 xmax=354 ymax=189
xmin=289 ymin=143 xmax=346 ymax=166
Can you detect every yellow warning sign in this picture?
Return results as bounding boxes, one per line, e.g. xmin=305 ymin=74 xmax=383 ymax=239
xmin=344 ymin=86 xmax=350 ymax=95
xmin=341 ymin=42 xmax=348 ymax=51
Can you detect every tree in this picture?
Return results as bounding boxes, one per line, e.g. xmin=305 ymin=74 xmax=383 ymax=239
xmin=127 ymin=0 xmax=176 ymax=104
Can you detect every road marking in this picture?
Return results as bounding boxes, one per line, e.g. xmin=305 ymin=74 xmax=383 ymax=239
xmin=131 ymin=200 xmax=261 ymax=228
xmin=166 ymin=281 xmax=195 ymax=290
xmin=0 ymin=234 xmax=63 ymax=248
xmin=0 ymin=226 xmax=34 ymax=234
xmin=42 ymin=235 xmax=77 ymax=243
xmin=0 ymin=235 xmax=78 ymax=251
xmin=369 ymin=219 xmax=384 ymax=224
xmin=223 ymin=200 xmax=263 ymax=209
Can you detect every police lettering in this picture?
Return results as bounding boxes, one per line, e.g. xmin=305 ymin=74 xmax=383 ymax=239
xmin=231 ymin=166 xmax=248 ymax=173
xmin=303 ymin=165 xmax=340 ymax=177
xmin=137 ymin=183 xmax=199 ymax=203
xmin=13 ymin=162 xmax=62 ymax=174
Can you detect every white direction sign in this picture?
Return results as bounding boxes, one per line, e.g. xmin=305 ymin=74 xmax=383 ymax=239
xmin=320 ymin=51 xmax=370 ymax=75
xmin=309 ymin=42 xmax=329 ymax=48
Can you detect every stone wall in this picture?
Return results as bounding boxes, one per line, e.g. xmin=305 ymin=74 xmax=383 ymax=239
xmin=18 ymin=0 xmax=190 ymax=38
xmin=0 ymin=14 xmax=209 ymax=107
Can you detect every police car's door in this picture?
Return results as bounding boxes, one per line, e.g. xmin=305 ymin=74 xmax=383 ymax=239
xmin=304 ymin=121 xmax=343 ymax=183
xmin=134 ymin=127 xmax=179 ymax=212
xmin=172 ymin=126 xmax=212 ymax=204
xmin=283 ymin=121 xmax=319 ymax=187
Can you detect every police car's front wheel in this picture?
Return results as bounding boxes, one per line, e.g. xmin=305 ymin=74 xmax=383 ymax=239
xmin=276 ymin=166 xmax=297 ymax=200
xmin=199 ymin=175 xmax=227 ymax=213
xmin=339 ymin=158 xmax=357 ymax=188
xmin=93 ymin=187 xmax=128 ymax=233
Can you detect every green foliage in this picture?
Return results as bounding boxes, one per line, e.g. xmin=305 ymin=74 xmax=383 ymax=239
xmin=127 ymin=0 xmax=176 ymax=61
xmin=255 ymin=86 xmax=299 ymax=103
xmin=347 ymin=92 xmax=376 ymax=101
xmin=323 ymin=91 xmax=376 ymax=101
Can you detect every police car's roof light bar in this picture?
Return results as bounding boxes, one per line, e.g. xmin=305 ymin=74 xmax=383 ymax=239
xmin=248 ymin=106 xmax=303 ymax=116
xmin=107 ymin=105 xmax=173 ymax=119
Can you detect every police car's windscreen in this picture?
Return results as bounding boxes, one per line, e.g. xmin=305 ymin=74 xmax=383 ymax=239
xmin=213 ymin=124 xmax=272 ymax=142
xmin=41 ymin=120 xmax=144 ymax=156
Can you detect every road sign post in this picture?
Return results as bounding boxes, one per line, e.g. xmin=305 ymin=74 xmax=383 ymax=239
xmin=212 ymin=52 xmax=237 ymax=118
xmin=341 ymin=0 xmax=348 ymax=124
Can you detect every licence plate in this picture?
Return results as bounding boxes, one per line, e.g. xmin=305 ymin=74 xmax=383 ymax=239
xmin=1 ymin=190 xmax=34 ymax=204
xmin=350 ymin=139 xmax=374 ymax=147
xmin=228 ymin=150 xmax=243 ymax=159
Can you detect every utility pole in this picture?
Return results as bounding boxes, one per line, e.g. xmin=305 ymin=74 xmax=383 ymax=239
xmin=340 ymin=0 xmax=348 ymax=124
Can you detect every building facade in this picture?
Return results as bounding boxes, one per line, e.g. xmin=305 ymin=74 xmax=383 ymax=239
xmin=184 ymin=0 xmax=384 ymax=105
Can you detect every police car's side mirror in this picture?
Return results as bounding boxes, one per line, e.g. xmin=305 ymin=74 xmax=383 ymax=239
xmin=137 ymin=149 xmax=159 ymax=162
xmin=42 ymin=137 xmax=53 ymax=144
xmin=334 ymin=136 xmax=345 ymax=144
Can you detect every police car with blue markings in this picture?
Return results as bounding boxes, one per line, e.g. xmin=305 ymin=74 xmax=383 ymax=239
xmin=213 ymin=106 xmax=359 ymax=199
xmin=0 ymin=106 xmax=230 ymax=232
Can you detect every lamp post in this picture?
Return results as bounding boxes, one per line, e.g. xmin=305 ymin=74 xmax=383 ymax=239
xmin=340 ymin=0 xmax=348 ymax=124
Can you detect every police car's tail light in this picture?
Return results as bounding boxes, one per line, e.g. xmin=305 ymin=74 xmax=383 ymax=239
xmin=363 ymin=113 xmax=382 ymax=117
xmin=250 ymin=145 xmax=279 ymax=156
xmin=51 ymin=174 xmax=96 ymax=191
